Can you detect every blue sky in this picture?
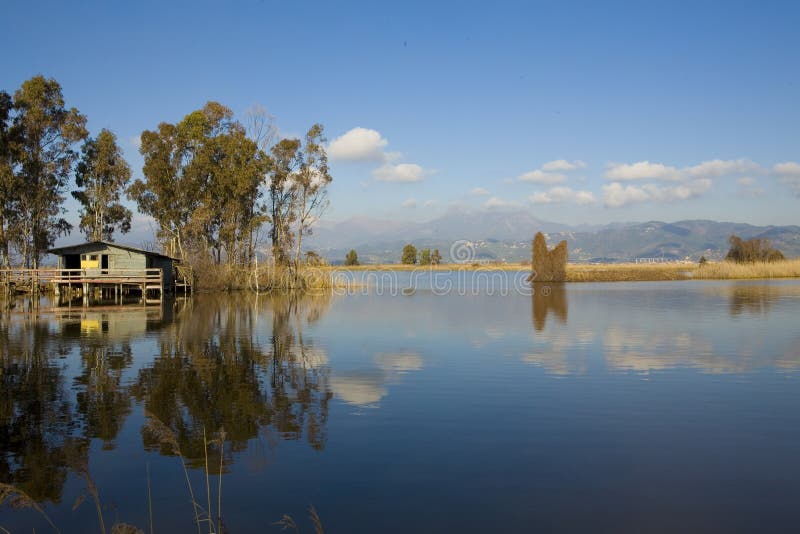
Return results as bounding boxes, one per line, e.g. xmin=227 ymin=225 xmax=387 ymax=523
xmin=2 ymin=0 xmax=799 ymax=235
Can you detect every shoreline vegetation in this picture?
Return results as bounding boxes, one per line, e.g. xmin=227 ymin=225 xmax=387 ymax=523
xmin=331 ymin=260 xmax=800 ymax=282
xmin=184 ymin=259 xmax=800 ymax=293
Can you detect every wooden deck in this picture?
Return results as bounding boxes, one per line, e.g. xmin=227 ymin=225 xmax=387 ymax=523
xmin=1 ymin=268 xmax=173 ymax=305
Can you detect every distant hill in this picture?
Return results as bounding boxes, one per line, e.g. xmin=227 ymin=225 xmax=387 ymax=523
xmin=306 ymin=209 xmax=800 ymax=264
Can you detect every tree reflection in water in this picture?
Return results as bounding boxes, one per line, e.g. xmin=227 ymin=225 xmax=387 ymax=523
xmin=0 ymin=292 xmax=334 ymax=513
xmin=0 ymin=316 xmax=77 ymax=504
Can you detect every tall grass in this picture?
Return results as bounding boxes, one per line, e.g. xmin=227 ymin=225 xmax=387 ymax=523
xmin=331 ymin=260 xmax=800 ymax=282
xmin=693 ymin=259 xmax=800 ymax=279
xmin=565 ymin=262 xmax=691 ymax=282
xmin=190 ymin=256 xmax=353 ymax=292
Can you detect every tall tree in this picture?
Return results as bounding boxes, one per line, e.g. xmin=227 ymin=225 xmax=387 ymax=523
xmin=267 ymin=138 xmax=301 ymax=266
xmin=73 ymin=129 xmax=132 ymax=241
xmin=401 ymin=244 xmax=417 ymax=265
xmin=290 ymin=124 xmax=332 ymax=271
xmin=0 ymin=90 xmax=15 ymax=267
xmin=9 ymin=76 xmax=87 ymax=267
xmin=345 ymin=249 xmax=359 ymax=266
xmin=128 ymin=120 xmax=190 ymax=259
xmin=419 ymin=248 xmax=431 ymax=265
xmin=130 ymin=102 xmax=268 ymax=263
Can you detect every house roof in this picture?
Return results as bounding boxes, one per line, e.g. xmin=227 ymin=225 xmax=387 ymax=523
xmin=47 ymin=241 xmax=178 ymax=261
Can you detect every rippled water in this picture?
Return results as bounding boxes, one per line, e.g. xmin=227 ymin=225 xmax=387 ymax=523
xmin=1 ymin=278 xmax=800 ymax=532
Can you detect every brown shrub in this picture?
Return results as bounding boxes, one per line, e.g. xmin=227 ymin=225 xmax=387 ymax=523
xmin=726 ymin=234 xmax=785 ymax=263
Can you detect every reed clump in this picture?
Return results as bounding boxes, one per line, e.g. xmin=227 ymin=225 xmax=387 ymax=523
xmin=528 ymin=232 xmax=567 ymax=282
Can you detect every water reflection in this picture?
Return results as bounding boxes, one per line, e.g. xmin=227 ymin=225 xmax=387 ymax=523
xmin=2 ymin=282 xmax=800 ymax=531
xmin=0 ymin=293 xmax=335 ymax=507
xmin=531 ymin=283 xmax=567 ymax=331
xmin=525 ymin=282 xmax=800 ymax=375
xmin=133 ymin=293 xmax=333 ymax=466
xmin=330 ymin=351 xmax=423 ymax=407
xmin=0 ymin=316 xmax=76 ymax=503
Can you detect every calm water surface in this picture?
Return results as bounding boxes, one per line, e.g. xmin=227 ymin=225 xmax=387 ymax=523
xmin=1 ymin=278 xmax=800 ymax=533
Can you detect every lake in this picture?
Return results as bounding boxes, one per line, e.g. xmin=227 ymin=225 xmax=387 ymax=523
xmin=2 ymin=276 xmax=800 ymax=533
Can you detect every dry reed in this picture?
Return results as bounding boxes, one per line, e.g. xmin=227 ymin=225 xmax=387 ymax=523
xmin=692 ymin=259 xmax=800 ymax=279
xmin=0 ymin=481 xmax=59 ymax=533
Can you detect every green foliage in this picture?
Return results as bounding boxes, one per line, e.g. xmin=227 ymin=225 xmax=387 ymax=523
xmin=419 ymin=248 xmax=431 ymax=265
xmin=401 ymin=244 xmax=417 ymax=264
xmin=2 ymin=75 xmax=88 ymax=267
xmin=129 ymin=102 xmax=268 ymax=262
xmin=431 ymin=249 xmax=442 ymax=265
xmin=266 ymin=124 xmax=333 ymax=270
xmin=345 ymin=249 xmax=359 ymax=266
xmin=699 ymin=255 xmax=708 ymax=265
xmin=725 ymin=234 xmax=785 ymax=263
xmin=73 ymin=129 xmax=132 ymax=241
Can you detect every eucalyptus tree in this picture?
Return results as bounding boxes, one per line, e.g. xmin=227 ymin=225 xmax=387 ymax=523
xmin=73 ymin=129 xmax=132 ymax=241
xmin=267 ymin=138 xmax=301 ymax=266
xmin=0 ymin=90 xmax=15 ymax=267
xmin=290 ymin=124 xmax=332 ymax=270
xmin=8 ymin=76 xmax=88 ymax=267
xmin=128 ymin=119 xmax=191 ymax=259
xmin=130 ymin=102 xmax=267 ymax=262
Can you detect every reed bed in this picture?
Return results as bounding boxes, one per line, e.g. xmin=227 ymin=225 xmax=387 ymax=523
xmin=692 ymin=258 xmax=800 ymax=280
xmin=327 ymin=260 xmax=800 ymax=282
xmin=565 ymin=262 xmax=692 ymax=282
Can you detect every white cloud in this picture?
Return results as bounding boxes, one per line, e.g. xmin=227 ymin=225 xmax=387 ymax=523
xmin=129 ymin=135 xmax=142 ymax=150
xmin=602 ymin=179 xmax=712 ymax=208
xmin=401 ymin=198 xmax=417 ymax=208
xmin=541 ymin=159 xmax=587 ymax=172
xmin=605 ymin=161 xmax=684 ymax=181
xmin=484 ymin=197 xmax=520 ymax=209
xmin=774 ymin=161 xmax=800 ymax=177
xmin=469 ymin=187 xmax=490 ymax=196
xmin=736 ymin=177 xmax=755 ymax=186
xmin=423 ymin=200 xmax=437 ymax=208
xmin=373 ymin=163 xmax=426 ymax=183
xmin=686 ymin=158 xmax=761 ymax=178
xmin=328 ymin=127 xmax=389 ymax=162
xmin=606 ymin=158 xmax=763 ymax=183
xmin=774 ymin=161 xmax=800 ymax=195
xmin=529 ymin=187 xmax=596 ymax=205
xmin=518 ymin=170 xmax=567 ymax=184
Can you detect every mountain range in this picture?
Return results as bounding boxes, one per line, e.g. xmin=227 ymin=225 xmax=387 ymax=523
xmin=306 ymin=208 xmax=800 ymax=264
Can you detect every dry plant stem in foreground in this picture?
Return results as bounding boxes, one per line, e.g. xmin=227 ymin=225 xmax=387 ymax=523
xmin=0 ymin=482 xmax=59 ymax=533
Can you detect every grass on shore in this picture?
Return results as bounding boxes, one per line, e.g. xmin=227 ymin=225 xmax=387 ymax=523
xmin=692 ymin=258 xmax=800 ymax=280
xmin=326 ymin=259 xmax=800 ymax=282
xmin=565 ymin=262 xmax=691 ymax=282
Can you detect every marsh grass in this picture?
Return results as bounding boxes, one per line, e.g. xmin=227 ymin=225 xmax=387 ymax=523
xmin=331 ymin=260 xmax=800 ymax=282
xmin=565 ymin=262 xmax=692 ymax=282
xmin=192 ymin=259 xmax=356 ymax=292
xmin=692 ymin=259 xmax=800 ymax=279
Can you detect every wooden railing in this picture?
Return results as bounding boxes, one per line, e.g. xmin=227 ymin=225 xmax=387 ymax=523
xmin=1 ymin=268 xmax=163 ymax=289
